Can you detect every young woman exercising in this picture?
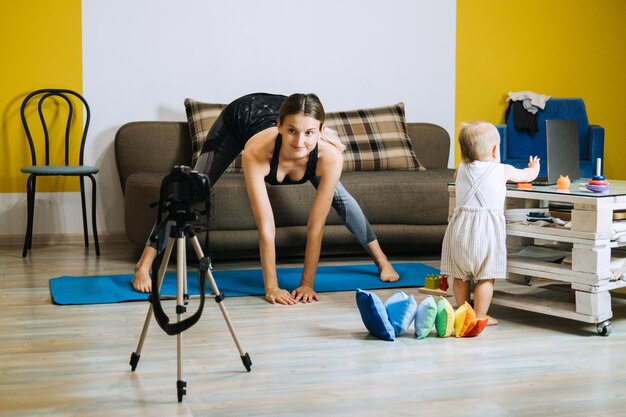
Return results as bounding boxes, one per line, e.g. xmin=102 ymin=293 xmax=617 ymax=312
xmin=131 ymin=93 xmax=399 ymax=304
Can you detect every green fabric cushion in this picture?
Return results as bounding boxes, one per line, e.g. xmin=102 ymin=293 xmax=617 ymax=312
xmin=435 ymin=296 xmax=455 ymax=337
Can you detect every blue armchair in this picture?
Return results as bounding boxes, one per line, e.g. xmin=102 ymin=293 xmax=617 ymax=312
xmin=496 ymin=98 xmax=604 ymax=178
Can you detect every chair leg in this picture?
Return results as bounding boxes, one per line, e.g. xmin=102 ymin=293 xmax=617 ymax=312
xmin=22 ymin=175 xmax=36 ymax=257
xmin=88 ymin=174 xmax=100 ymax=256
xmin=79 ymin=176 xmax=89 ymax=248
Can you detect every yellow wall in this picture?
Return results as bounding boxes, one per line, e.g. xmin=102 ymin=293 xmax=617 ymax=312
xmin=0 ymin=0 xmax=82 ymax=192
xmin=456 ymin=0 xmax=626 ymax=179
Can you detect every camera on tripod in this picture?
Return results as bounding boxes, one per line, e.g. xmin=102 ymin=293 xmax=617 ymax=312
xmin=133 ymin=164 xmax=251 ymax=403
xmin=161 ymin=165 xmax=210 ymax=204
xmin=156 ymin=165 xmax=210 ymax=227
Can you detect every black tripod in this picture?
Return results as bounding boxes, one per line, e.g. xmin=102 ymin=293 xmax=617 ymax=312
xmin=129 ymin=206 xmax=251 ymax=402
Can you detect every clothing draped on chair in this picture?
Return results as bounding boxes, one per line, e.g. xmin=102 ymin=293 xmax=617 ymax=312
xmin=20 ymin=88 xmax=100 ymax=257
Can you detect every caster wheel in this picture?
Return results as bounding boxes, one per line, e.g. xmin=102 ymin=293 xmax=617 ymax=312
xmin=597 ymin=321 xmax=612 ymax=336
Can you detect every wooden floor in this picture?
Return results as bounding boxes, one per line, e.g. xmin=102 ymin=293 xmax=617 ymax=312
xmin=2 ymin=241 xmax=626 ymax=417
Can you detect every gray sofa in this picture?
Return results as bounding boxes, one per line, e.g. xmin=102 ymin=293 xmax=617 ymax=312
xmin=114 ymin=121 xmax=454 ymax=259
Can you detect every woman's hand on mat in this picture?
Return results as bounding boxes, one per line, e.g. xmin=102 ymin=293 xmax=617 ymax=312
xmin=265 ymin=287 xmax=297 ymax=305
xmin=291 ymin=285 xmax=319 ymax=303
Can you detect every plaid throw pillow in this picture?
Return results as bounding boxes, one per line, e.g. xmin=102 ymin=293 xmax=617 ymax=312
xmin=325 ymin=103 xmax=424 ymax=172
xmin=184 ymin=99 xmax=244 ymax=172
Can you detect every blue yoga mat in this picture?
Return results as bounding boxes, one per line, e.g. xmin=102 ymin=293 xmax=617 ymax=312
xmin=49 ymin=262 xmax=438 ymax=305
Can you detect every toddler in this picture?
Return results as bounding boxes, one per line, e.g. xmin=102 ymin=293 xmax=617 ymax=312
xmin=441 ymin=121 xmax=540 ymax=334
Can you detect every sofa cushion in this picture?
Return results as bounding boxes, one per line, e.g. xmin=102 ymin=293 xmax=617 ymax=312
xmin=183 ymin=98 xmax=228 ymax=168
xmin=332 ymin=170 xmax=453 ymax=225
xmin=208 ymin=169 xmax=454 ymax=231
xmin=325 ymin=103 xmax=424 ymax=172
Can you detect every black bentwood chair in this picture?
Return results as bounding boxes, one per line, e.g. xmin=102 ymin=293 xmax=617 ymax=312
xmin=20 ymin=89 xmax=100 ymax=257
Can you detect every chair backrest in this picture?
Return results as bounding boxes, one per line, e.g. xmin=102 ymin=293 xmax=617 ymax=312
xmin=501 ymin=98 xmax=590 ymax=162
xmin=20 ymin=89 xmax=90 ymax=166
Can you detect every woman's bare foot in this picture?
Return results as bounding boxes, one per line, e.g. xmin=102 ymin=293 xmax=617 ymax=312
xmin=131 ymin=246 xmax=158 ymax=293
xmin=131 ymin=267 xmax=152 ymax=293
xmin=378 ymin=260 xmax=400 ymax=282
xmin=486 ymin=315 xmax=499 ymax=326
xmin=363 ymin=240 xmax=400 ymax=282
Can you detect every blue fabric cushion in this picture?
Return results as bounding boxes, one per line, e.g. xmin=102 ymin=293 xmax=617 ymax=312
xmin=355 ymin=289 xmax=395 ymax=341
xmin=415 ymin=296 xmax=438 ymax=339
xmin=384 ymin=290 xmax=417 ymax=336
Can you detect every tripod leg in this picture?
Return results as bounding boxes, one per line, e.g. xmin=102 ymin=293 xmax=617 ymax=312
xmin=176 ymin=236 xmax=187 ymax=402
xmin=183 ymin=247 xmax=189 ymax=305
xmin=130 ymin=238 xmax=175 ymax=371
xmin=189 ymin=236 xmax=252 ymax=372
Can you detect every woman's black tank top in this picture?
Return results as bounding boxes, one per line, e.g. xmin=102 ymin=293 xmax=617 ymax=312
xmin=264 ymin=134 xmax=319 ymax=185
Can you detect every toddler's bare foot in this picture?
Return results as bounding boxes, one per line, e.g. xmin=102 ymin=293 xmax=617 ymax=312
xmin=131 ymin=267 xmax=152 ymax=293
xmin=486 ymin=315 xmax=499 ymax=326
xmin=378 ymin=261 xmax=400 ymax=282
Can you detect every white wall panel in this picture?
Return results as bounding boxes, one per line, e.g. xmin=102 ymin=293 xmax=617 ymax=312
xmin=79 ymin=0 xmax=455 ymax=238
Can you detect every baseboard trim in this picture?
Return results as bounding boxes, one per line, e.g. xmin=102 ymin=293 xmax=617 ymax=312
xmin=0 ymin=233 xmax=129 ymax=246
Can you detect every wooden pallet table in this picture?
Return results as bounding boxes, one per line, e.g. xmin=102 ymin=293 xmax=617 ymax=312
xmin=447 ymin=180 xmax=626 ymax=336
